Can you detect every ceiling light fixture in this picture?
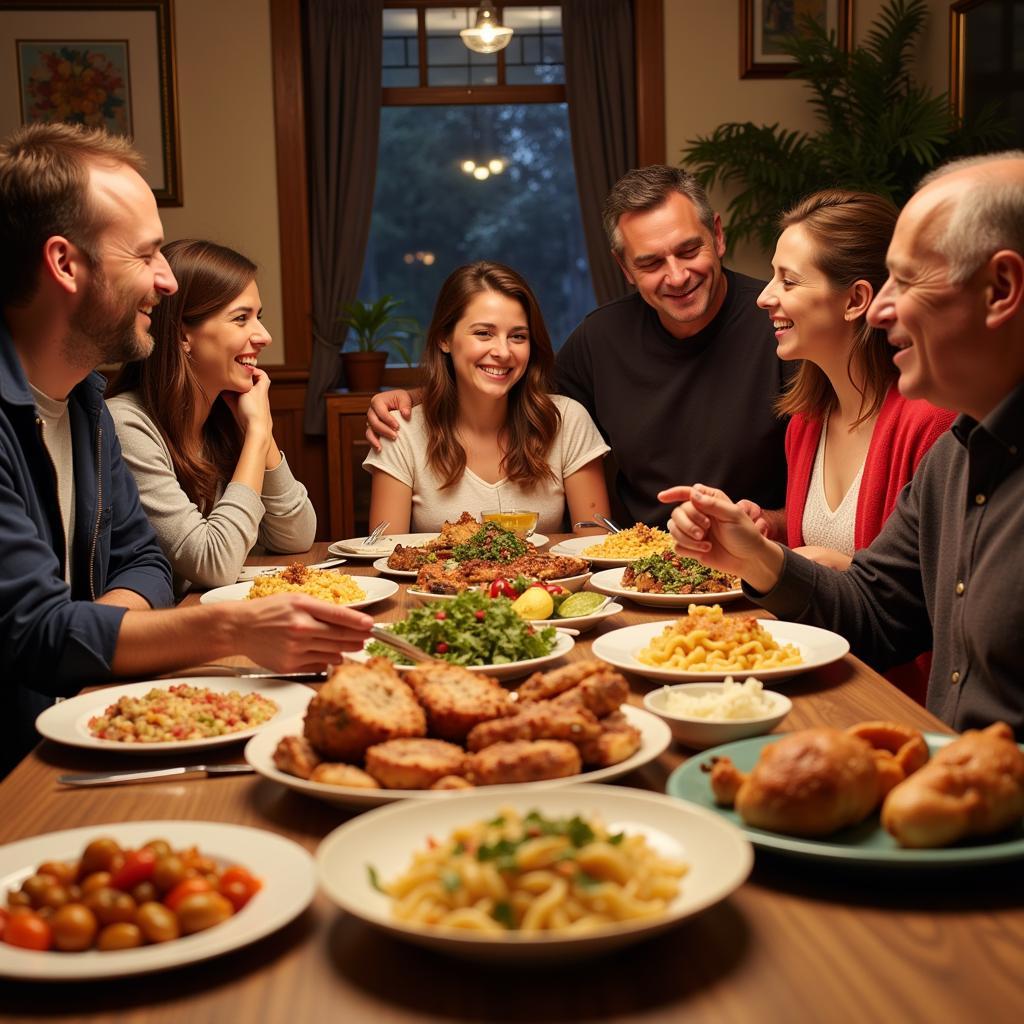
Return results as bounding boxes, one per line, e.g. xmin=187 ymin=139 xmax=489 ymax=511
xmin=460 ymin=2 xmax=513 ymax=54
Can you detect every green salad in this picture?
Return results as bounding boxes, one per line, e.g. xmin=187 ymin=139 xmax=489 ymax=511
xmin=451 ymin=522 xmax=528 ymax=562
xmin=366 ymin=589 xmax=557 ymax=666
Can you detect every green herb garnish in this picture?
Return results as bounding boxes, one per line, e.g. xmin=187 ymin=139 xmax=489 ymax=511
xmin=628 ymin=552 xmax=732 ymax=593
xmin=573 ymin=870 xmax=601 ymax=890
xmin=567 ymin=816 xmax=596 ymax=848
xmin=440 ymin=869 xmax=462 ymax=893
xmin=491 ymin=901 xmax=516 ymax=929
xmin=367 ymin=864 xmax=386 ymax=894
xmin=452 ymin=523 xmax=528 ymax=562
xmin=609 ymin=832 xmax=625 ymax=845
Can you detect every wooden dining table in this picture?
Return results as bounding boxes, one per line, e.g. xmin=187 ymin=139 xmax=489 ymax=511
xmin=1 ymin=538 xmax=1022 ymax=1023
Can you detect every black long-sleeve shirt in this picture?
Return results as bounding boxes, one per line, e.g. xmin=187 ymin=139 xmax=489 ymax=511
xmin=751 ymin=381 xmax=1024 ymax=737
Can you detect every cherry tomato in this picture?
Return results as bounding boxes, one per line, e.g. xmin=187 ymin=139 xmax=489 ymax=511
xmin=219 ymin=867 xmax=262 ymax=911
xmin=434 ymin=611 xmax=447 ymax=620
xmin=50 ymin=903 xmax=98 ymax=952
xmin=136 ymin=901 xmax=180 ymax=943
xmin=540 ymin=583 xmax=567 ymax=596
xmin=37 ymin=861 xmax=76 ymax=886
xmin=97 ymin=922 xmax=144 ymax=951
xmin=435 ymin=641 xmax=449 ymax=654
xmin=176 ymin=891 xmax=234 ymax=935
xmin=164 ymin=876 xmax=213 ymax=912
xmin=474 ymin=609 xmax=486 ymax=621
xmin=152 ymin=854 xmax=188 ymax=894
xmin=4 ymin=910 xmax=52 ymax=950
xmin=77 ymin=838 xmax=123 ymax=880
xmin=109 ymin=848 xmax=157 ymax=891
xmin=488 ymin=579 xmax=517 ymax=599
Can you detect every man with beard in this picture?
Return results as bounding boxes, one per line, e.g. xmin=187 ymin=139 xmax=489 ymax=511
xmin=0 ymin=123 xmax=372 ymax=774
xmin=365 ymin=166 xmax=789 ymax=528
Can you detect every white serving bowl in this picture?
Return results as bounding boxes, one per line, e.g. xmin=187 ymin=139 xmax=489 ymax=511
xmin=642 ymin=683 xmax=792 ymax=750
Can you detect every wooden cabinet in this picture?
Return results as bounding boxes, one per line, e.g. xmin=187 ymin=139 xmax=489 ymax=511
xmin=325 ymin=391 xmax=375 ymax=540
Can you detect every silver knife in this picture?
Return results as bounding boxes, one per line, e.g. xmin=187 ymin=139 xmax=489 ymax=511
xmin=58 ymin=764 xmax=255 ymax=787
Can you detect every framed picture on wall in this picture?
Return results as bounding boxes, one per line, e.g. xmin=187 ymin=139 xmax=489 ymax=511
xmin=0 ymin=0 xmax=182 ymax=205
xmin=740 ymin=0 xmax=853 ymax=79
xmin=950 ymin=0 xmax=1024 ymax=146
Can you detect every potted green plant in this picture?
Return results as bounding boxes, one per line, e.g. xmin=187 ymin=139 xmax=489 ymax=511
xmin=337 ymin=295 xmax=418 ymax=392
xmin=682 ymin=0 xmax=1012 ymax=254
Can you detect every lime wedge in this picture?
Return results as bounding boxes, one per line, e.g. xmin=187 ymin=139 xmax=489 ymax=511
xmin=556 ymin=592 xmax=607 ymax=618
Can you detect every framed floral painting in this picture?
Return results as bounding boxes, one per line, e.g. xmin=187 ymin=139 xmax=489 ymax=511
xmin=740 ymin=0 xmax=853 ymax=79
xmin=0 ymin=1 xmax=181 ymax=205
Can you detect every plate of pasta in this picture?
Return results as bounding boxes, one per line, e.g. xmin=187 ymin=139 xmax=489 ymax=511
xmin=549 ymin=525 xmax=674 ymax=568
xmin=315 ymin=784 xmax=752 ymax=961
xmin=588 ymin=567 xmax=743 ymax=607
xmin=591 ymin=607 xmax=849 ymax=681
xmin=198 ymin=573 xmax=399 ymax=610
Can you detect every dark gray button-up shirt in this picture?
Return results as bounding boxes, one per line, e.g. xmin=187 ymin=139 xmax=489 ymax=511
xmin=750 ymin=381 xmax=1024 ymax=737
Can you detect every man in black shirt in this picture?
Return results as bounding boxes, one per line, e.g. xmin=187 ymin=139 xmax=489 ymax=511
xmin=556 ymin=166 xmax=789 ymax=525
xmin=662 ymin=152 xmax=1024 ymax=734
xmin=366 ymin=166 xmax=789 ymax=527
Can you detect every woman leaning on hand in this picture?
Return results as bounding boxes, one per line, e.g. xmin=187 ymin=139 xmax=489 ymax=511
xmin=108 ymin=239 xmax=315 ymax=596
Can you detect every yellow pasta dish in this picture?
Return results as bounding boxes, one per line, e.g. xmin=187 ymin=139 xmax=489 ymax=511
xmin=375 ymin=807 xmax=687 ymax=935
xmin=247 ymin=563 xmax=366 ymax=605
xmin=637 ymin=605 xmax=802 ymax=672
xmin=581 ymin=524 xmax=671 ymax=559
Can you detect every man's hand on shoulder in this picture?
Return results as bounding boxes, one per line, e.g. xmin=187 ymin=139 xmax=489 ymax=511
xmin=365 ymin=389 xmax=418 ymax=451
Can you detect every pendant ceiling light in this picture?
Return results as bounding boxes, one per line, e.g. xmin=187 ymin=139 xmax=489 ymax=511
xmin=460 ymin=3 xmax=514 ymax=54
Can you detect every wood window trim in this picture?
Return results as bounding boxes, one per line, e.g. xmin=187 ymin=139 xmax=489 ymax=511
xmin=269 ymin=0 xmax=664 ymax=372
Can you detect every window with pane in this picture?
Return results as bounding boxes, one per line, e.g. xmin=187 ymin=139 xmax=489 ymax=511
xmin=364 ymin=4 xmax=595 ymax=360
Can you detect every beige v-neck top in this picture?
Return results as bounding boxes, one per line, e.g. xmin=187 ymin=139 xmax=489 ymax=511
xmin=801 ymin=423 xmax=864 ymax=556
xmin=362 ymin=396 xmax=609 ymax=532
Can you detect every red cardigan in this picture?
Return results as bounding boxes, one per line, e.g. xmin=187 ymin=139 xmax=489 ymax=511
xmin=784 ymin=385 xmax=955 ymax=703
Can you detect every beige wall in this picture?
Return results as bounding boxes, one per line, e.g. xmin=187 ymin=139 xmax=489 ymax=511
xmin=160 ymin=0 xmax=285 ymax=364
xmin=664 ymin=0 xmax=952 ymax=278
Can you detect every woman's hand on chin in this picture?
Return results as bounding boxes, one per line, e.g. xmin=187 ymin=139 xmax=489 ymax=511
xmin=225 ymin=368 xmax=273 ymax=437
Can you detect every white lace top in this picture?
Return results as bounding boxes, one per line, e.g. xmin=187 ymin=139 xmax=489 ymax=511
xmin=800 ymin=424 xmax=864 ymax=556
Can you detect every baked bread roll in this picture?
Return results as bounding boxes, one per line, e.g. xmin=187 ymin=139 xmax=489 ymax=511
xmin=709 ymin=728 xmax=881 ymax=837
xmin=881 ymin=722 xmax=1024 ymax=848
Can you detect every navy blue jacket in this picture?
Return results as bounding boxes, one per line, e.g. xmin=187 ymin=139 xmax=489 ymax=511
xmin=0 ymin=320 xmax=173 ymax=769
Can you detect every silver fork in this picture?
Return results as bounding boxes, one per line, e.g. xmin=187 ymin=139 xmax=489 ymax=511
xmin=368 ymin=624 xmax=436 ymax=664
xmin=362 ymin=520 xmax=390 ymax=547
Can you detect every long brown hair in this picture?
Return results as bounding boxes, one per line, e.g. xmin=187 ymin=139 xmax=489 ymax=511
xmin=421 ymin=261 xmax=559 ymax=488
xmin=774 ymin=190 xmax=899 ymax=426
xmin=108 ymin=239 xmax=255 ymax=511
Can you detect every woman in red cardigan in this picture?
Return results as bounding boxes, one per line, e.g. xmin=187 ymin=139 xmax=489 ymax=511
xmin=755 ymin=190 xmax=955 ymax=702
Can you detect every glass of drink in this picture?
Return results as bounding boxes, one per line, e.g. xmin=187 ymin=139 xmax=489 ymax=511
xmin=480 ymin=509 xmax=539 ymax=538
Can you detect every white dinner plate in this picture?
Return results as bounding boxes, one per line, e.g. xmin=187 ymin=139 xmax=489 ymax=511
xmin=548 ymin=534 xmax=670 ymax=568
xmin=0 ymin=820 xmax=315 ymax=980
xmin=331 ymin=532 xmax=549 ymax=560
xmin=403 ymin=593 xmax=623 ymax=633
xmin=588 ymin=567 xmax=744 ymax=608
xmin=35 ymin=677 xmax=315 ymax=754
xmin=373 ymin=557 xmax=418 ymax=578
xmin=245 ymin=706 xmax=671 ymax=810
xmin=198 ymin=575 xmax=399 ymax=609
xmin=591 ymin=619 xmax=850 ymax=682
xmin=347 ymin=631 xmax=576 ymax=680
xmin=315 ymin=784 xmax=752 ymax=961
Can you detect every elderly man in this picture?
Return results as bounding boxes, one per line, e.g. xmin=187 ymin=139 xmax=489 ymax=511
xmin=0 ymin=123 xmax=372 ymax=772
xmin=662 ymin=152 xmax=1024 ymax=735
xmin=366 ymin=166 xmax=789 ymax=528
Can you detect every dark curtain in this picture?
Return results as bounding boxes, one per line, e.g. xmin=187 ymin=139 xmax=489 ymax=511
xmin=562 ymin=0 xmax=637 ymax=306
xmin=302 ymin=0 xmax=383 ymax=434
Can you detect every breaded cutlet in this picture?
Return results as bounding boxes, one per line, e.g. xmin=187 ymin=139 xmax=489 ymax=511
xmin=309 ymin=763 xmax=380 ymax=788
xmin=468 ymin=739 xmax=582 ymax=785
xmin=303 ymin=658 xmax=426 ymax=761
xmin=551 ymin=668 xmax=630 ymax=718
xmin=516 ymin=660 xmax=607 ymax=703
xmin=465 ymin=702 xmax=601 ymax=752
xmin=272 ymin=735 xmax=321 ymax=780
xmin=405 ymin=662 xmax=511 ymax=741
xmin=576 ymin=710 xmax=642 ymax=767
xmin=365 ymin=737 xmax=467 ymax=789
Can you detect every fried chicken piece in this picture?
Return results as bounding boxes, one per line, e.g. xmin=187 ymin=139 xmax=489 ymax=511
xmin=433 ymin=511 xmax=480 ymax=548
xmin=469 ymin=739 xmax=582 ymax=785
xmin=465 ymin=702 xmax=601 ymax=751
xmin=516 ymin=659 xmax=608 ymax=703
xmin=303 ymin=658 xmax=426 ymax=761
xmin=431 ymin=774 xmax=475 ymax=790
xmin=272 ymin=735 xmax=321 ymax=779
xmin=309 ymin=763 xmax=380 ymax=788
xmin=575 ymin=710 xmax=642 ymax=767
xmin=504 ymin=553 xmax=588 ymax=580
xmin=846 ymin=720 xmax=930 ymax=797
xmin=387 ymin=544 xmax=437 ymax=571
xmin=882 ymin=722 xmax=1024 ymax=848
xmin=405 ymin=661 xmax=512 ymax=741
xmin=365 ymin=737 xmax=468 ymax=789
xmin=550 ymin=669 xmax=629 ymax=718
